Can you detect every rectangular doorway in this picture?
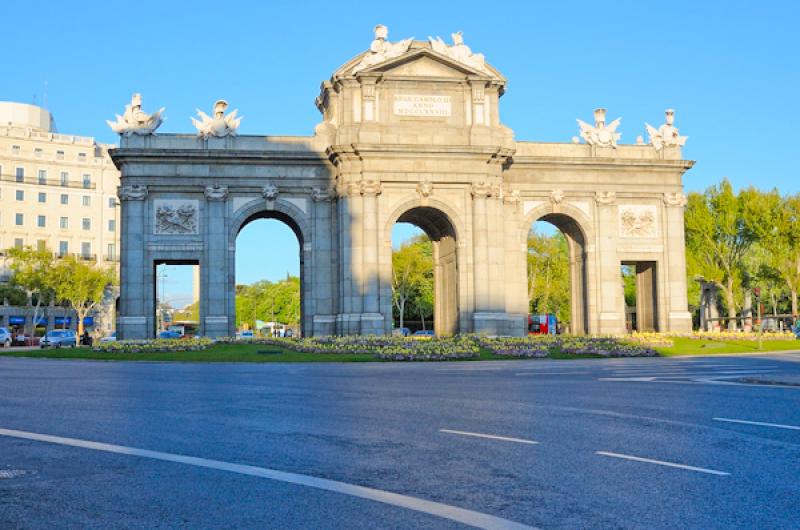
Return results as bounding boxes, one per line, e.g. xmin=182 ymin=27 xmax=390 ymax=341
xmin=621 ymin=261 xmax=658 ymax=332
xmin=153 ymin=261 xmax=200 ymax=338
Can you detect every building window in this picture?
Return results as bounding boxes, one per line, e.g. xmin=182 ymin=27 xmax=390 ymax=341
xmin=82 ymin=174 xmax=91 ymax=188
xmin=82 ymin=195 xmax=90 ymax=207
xmin=15 ymin=167 xmax=24 ymax=182
xmin=37 ymin=215 xmax=46 ymax=228
xmin=59 ymin=241 xmax=68 ymax=256
xmin=82 ymin=218 xmax=91 ymax=230
xmin=108 ymin=197 xmax=116 ymax=208
xmin=81 ymin=242 xmax=91 ymax=258
xmin=108 ymin=219 xmax=116 ymax=232
xmin=15 ymin=214 xmax=23 ymax=226
xmin=11 ymin=145 xmax=20 ymax=155
xmin=56 ymin=150 xmax=65 ymax=160
xmin=107 ymin=243 xmax=116 ymax=261
xmin=38 ymin=169 xmax=47 ymax=184
xmin=36 ymin=240 xmax=46 ymax=251
xmin=59 ymin=217 xmax=69 ymax=229
xmin=60 ymin=194 xmax=68 ymax=205
xmin=14 ymin=238 xmax=23 ymax=248
xmin=60 ymin=171 xmax=69 ymax=186
xmin=15 ymin=190 xmax=24 ymax=201
xmin=38 ymin=192 xmax=46 ymax=203
xmin=34 ymin=148 xmax=43 ymax=158
xmin=78 ymin=152 xmax=87 ymax=161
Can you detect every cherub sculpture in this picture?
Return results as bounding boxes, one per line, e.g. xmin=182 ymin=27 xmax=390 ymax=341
xmin=645 ymin=109 xmax=687 ymax=151
xmin=577 ymin=108 xmax=621 ymax=148
xmin=107 ymin=93 xmax=164 ymax=136
xmin=192 ymin=100 xmax=242 ymax=138
xmin=428 ymin=31 xmax=489 ymax=73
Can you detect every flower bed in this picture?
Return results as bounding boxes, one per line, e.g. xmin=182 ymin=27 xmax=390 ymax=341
xmin=665 ymin=330 xmax=798 ymax=342
xmin=622 ymin=332 xmax=675 ymax=348
xmin=225 ymin=335 xmax=481 ymax=361
xmin=92 ymin=337 xmax=213 ymax=354
xmin=478 ymin=335 xmax=657 ymax=358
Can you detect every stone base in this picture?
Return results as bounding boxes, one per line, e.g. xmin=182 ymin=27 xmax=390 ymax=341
xmin=472 ymin=312 xmax=525 ymax=336
xmin=118 ymin=315 xmax=148 ymax=340
xmin=204 ymin=315 xmax=229 ymax=338
xmin=667 ymin=311 xmax=693 ymax=332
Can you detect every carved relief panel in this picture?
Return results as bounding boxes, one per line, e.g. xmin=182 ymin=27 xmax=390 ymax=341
xmin=619 ymin=205 xmax=657 ymax=238
xmin=154 ymin=200 xmax=199 ymax=235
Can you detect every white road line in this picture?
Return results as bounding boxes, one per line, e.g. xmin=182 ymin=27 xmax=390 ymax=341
xmin=598 ymin=377 xmax=656 ymax=382
xmin=514 ymin=371 xmax=589 ymax=375
xmin=595 ymin=451 xmax=729 ymax=476
xmin=440 ymin=429 xmax=539 ymax=445
xmin=713 ymin=417 xmax=800 ymax=431
xmin=0 ymin=427 xmax=535 ymax=530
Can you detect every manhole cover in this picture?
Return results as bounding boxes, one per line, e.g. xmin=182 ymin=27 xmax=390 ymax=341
xmin=0 ymin=469 xmax=29 ymax=479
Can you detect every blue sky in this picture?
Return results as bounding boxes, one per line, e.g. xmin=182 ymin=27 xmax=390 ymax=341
xmin=6 ymin=1 xmax=797 ymax=304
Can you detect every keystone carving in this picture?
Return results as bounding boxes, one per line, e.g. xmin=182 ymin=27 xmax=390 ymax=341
xmin=261 ymin=182 xmax=279 ymax=201
xmin=550 ymin=189 xmax=565 ymax=204
xmin=417 ymin=179 xmax=433 ymax=198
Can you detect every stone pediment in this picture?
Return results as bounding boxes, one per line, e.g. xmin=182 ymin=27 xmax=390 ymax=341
xmin=335 ymin=44 xmax=504 ymax=82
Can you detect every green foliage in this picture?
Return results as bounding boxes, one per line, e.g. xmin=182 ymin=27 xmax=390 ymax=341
xmin=51 ymin=256 xmax=116 ymax=341
xmin=235 ymin=276 xmax=300 ymax=330
xmin=391 ymin=236 xmax=434 ymax=328
xmin=686 ymin=180 xmax=800 ymax=322
xmin=527 ymin=228 xmax=571 ymax=324
xmin=621 ymin=265 xmax=637 ymax=307
xmin=173 ymin=301 xmax=199 ymax=322
xmin=0 ymin=284 xmax=28 ymax=306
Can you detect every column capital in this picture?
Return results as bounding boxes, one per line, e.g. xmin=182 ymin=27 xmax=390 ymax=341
xmin=594 ymin=191 xmax=616 ymax=205
xmin=663 ymin=192 xmax=688 ymax=208
xmin=204 ymin=184 xmax=229 ymax=201
xmin=119 ymin=184 xmax=148 ymax=201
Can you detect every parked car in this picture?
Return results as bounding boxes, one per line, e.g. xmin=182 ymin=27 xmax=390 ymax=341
xmin=40 ymin=330 xmax=77 ymax=348
xmin=0 ymin=327 xmax=12 ymax=348
xmin=413 ymin=329 xmax=435 ymax=338
xmin=99 ymin=333 xmax=117 ymax=343
xmin=158 ymin=330 xmax=182 ymax=339
xmin=13 ymin=332 xmax=29 ymax=346
xmin=236 ymin=330 xmax=255 ymax=340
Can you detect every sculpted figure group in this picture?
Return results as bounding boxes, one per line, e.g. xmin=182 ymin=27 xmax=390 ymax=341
xmin=108 ymin=95 xmax=242 ymax=138
xmin=576 ymin=108 xmax=687 ymax=151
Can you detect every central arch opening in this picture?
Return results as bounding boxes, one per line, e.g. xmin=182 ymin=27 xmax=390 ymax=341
xmin=234 ymin=212 xmax=302 ymax=338
xmin=391 ymin=206 xmax=459 ymax=336
xmin=528 ymin=213 xmax=588 ymax=334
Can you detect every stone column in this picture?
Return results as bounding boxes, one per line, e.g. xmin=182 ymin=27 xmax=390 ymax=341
xmin=311 ymin=187 xmax=337 ymax=336
xmin=202 ymin=185 xmax=230 ymax=337
xmin=594 ymin=192 xmax=626 ymax=334
xmin=117 ymin=184 xmax=148 ymax=339
xmin=360 ymin=179 xmax=383 ymax=334
xmin=503 ymin=191 xmax=528 ymax=336
xmin=335 ymin=181 xmax=361 ymax=334
xmin=663 ymin=193 xmax=692 ymax=331
xmin=471 ymin=182 xmax=494 ymax=334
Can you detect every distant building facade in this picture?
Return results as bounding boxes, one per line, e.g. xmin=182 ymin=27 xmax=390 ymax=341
xmin=0 ymin=102 xmax=120 ymax=336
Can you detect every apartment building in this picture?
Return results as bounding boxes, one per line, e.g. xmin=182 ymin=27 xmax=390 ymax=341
xmin=0 ymin=101 xmax=120 ymax=336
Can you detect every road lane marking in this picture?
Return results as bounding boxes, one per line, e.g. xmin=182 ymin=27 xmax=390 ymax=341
xmin=0 ymin=427 xmax=535 ymax=530
xmin=595 ymin=451 xmax=729 ymax=476
xmin=514 ymin=371 xmax=589 ymax=376
xmin=713 ymin=417 xmax=800 ymax=431
xmin=439 ymin=429 xmax=539 ymax=445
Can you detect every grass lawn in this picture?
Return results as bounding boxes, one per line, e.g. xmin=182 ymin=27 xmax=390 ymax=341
xmin=655 ymin=337 xmax=800 ymax=357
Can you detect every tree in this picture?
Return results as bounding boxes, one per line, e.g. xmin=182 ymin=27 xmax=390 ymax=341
xmin=527 ymin=229 xmax=571 ymax=326
xmin=391 ymin=237 xmax=433 ymax=329
xmin=52 ymin=256 xmax=116 ymax=345
xmin=685 ymin=179 xmax=757 ymax=329
xmin=7 ymin=246 xmax=55 ymax=343
xmin=234 ymin=276 xmax=301 ymax=330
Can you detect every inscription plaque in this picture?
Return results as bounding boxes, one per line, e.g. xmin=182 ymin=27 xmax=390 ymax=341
xmin=393 ymin=94 xmax=451 ymax=117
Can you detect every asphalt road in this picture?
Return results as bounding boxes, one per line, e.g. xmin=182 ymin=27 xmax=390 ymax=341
xmin=2 ymin=353 xmax=800 ymax=529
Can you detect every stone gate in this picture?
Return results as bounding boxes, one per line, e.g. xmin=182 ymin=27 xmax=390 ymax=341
xmin=110 ymin=26 xmax=694 ymax=339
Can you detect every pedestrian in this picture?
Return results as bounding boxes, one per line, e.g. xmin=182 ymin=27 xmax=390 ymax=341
xmin=793 ymin=314 xmax=800 ymax=339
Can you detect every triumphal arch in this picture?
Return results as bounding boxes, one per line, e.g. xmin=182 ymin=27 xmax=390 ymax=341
xmin=110 ymin=26 xmax=694 ymax=339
